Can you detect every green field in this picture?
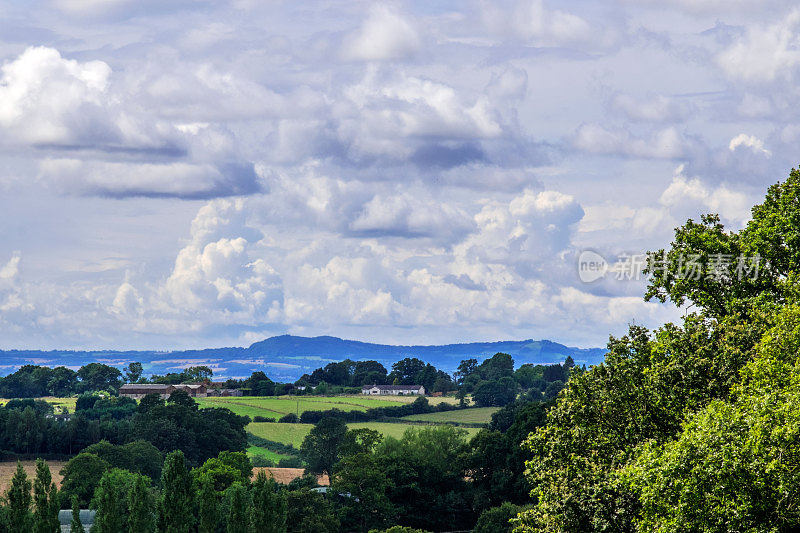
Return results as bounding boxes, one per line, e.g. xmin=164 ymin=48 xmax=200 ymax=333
xmin=401 ymin=407 xmax=499 ymax=425
xmin=0 ymin=397 xmax=77 ymax=412
xmin=196 ymin=394 xmax=457 ymax=420
xmin=247 ymin=421 xmax=481 ymax=448
xmin=246 ymin=446 xmax=293 ymax=463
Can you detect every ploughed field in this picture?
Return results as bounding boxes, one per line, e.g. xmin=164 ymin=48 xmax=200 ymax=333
xmin=0 ymin=460 xmax=66 ymax=493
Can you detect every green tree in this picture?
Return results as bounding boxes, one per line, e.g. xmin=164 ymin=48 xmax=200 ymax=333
xmin=124 ymin=362 xmax=144 ymax=384
xmin=286 ymin=489 xmax=339 ymax=533
xmin=77 ymin=363 xmax=123 ymax=393
xmin=472 ymin=377 xmax=517 ymax=407
xmin=127 ymin=474 xmax=154 ymax=533
xmin=197 ymin=475 xmax=218 ymax=533
xmin=33 ymin=459 xmax=58 ymax=533
xmin=47 ymin=366 xmax=78 ymax=396
xmin=475 ymin=502 xmax=528 ymax=533
xmin=59 ymin=453 xmax=111 ymax=506
xmin=157 ymin=451 xmax=194 ymax=533
xmin=7 ymin=461 xmax=32 ymax=532
xmin=375 ymin=426 xmax=472 ymax=531
xmin=224 ymin=482 xmax=249 ymax=533
xmin=192 ymin=452 xmax=250 ymax=493
xmin=70 ymin=496 xmax=86 ymax=533
xmin=622 ymin=304 xmax=800 ymax=532
xmin=92 ymin=469 xmax=138 ymax=533
xmin=250 ymin=471 xmax=287 ymax=533
xmin=333 ymin=452 xmax=394 ymax=531
xmin=300 ymin=417 xmax=348 ymax=478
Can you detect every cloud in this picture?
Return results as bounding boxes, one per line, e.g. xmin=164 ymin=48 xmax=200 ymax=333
xmin=349 ymin=192 xmax=475 ymax=241
xmin=38 ymin=159 xmax=261 ymax=199
xmin=163 ymin=199 xmax=282 ymax=318
xmin=0 ymin=46 xmax=259 ymax=198
xmin=573 ymin=124 xmax=690 ymax=159
xmin=342 ymin=5 xmax=421 ymax=61
xmin=0 ymin=47 xmax=113 ymax=147
xmin=4 ymin=0 xmax=799 ymax=350
xmin=660 ymin=167 xmax=752 ymax=226
xmin=342 ymin=70 xmax=503 ymax=160
xmin=728 ymin=133 xmax=772 ymax=157
xmin=609 ymin=93 xmax=692 ymax=123
xmin=717 ymin=10 xmax=800 ymax=82
xmin=483 ymin=0 xmax=619 ymax=50
xmin=0 ymin=253 xmax=20 ymax=282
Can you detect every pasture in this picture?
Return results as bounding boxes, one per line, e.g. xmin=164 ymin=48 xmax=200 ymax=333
xmin=0 ymin=397 xmax=77 ymax=413
xmin=401 ymin=407 xmax=499 ymax=425
xmin=247 ymin=421 xmax=481 ymax=448
xmin=196 ymin=394 xmax=458 ymax=420
xmin=246 ymin=445 xmax=293 ymax=463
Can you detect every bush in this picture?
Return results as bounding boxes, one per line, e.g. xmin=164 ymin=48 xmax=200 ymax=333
xmin=368 ymin=526 xmax=432 ymax=533
xmin=278 ymin=413 xmax=299 ymax=423
xmin=76 ymin=394 xmax=100 ymax=411
xmin=277 ymin=457 xmax=303 ymax=468
xmin=253 ymin=416 xmax=275 ymax=423
xmin=474 ymin=502 xmax=528 ymax=533
xmin=250 ymin=455 xmax=276 ymax=467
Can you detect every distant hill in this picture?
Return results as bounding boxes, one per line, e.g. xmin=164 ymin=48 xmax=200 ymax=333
xmin=0 ymin=335 xmax=606 ymax=381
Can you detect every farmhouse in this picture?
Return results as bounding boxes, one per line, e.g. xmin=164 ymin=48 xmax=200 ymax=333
xmin=119 ymin=383 xmax=209 ymax=399
xmin=206 ymin=388 xmax=243 ymax=397
xmin=205 ymin=381 xmax=243 ymax=396
xmin=119 ymin=383 xmax=172 ymax=399
xmin=362 ymin=384 xmax=426 ymax=396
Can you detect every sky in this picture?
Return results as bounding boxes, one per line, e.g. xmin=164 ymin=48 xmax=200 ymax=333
xmin=0 ymin=0 xmax=796 ymax=350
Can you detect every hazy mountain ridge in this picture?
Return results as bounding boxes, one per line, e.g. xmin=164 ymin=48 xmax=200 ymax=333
xmin=0 ymin=335 xmax=607 ymax=381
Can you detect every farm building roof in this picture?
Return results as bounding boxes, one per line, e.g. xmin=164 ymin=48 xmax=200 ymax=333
xmin=120 ymin=384 xmax=169 ymax=390
xmin=361 ymin=384 xmax=424 ymax=390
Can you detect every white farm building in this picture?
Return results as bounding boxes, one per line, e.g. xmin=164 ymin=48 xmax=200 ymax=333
xmin=361 ymin=384 xmax=426 ymax=396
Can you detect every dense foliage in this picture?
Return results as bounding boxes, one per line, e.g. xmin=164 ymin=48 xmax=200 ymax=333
xmin=0 ymin=363 xmax=123 ymax=398
xmin=514 ymin=168 xmax=800 ymax=532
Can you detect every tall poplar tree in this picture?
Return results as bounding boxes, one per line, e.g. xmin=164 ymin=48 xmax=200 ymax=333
xmin=7 ymin=461 xmax=32 ymax=532
xmin=70 ymin=496 xmax=86 ymax=533
xmin=250 ymin=472 xmax=287 ymax=533
xmin=33 ymin=459 xmax=59 ymax=533
xmin=224 ymin=482 xmax=249 ymax=533
xmin=197 ymin=475 xmax=218 ymax=533
xmin=127 ymin=474 xmax=154 ymax=533
xmin=157 ymin=451 xmax=194 ymax=533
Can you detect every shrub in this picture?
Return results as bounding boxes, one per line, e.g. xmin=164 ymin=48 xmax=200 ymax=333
xmin=278 ymin=413 xmax=299 ymax=423
xmin=250 ymin=455 xmax=276 ymax=468
xmin=277 ymin=457 xmax=303 ymax=468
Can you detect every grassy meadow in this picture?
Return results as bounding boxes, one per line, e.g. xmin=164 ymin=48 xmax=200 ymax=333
xmin=247 ymin=420 xmax=482 ymax=449
xmin=0 ymin=396 xmax=77 ymax=412
xmin=196 ymin=394 xmax=460 ymax=420
xmin=401 ymin=406 xmax=499 ymax=424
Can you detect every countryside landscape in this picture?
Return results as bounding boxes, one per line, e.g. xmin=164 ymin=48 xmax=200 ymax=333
xmin=2 ymin=1 xmax=799 ymax=532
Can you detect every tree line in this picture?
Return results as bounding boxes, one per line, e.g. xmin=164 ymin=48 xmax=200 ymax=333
xmin=0 ymin=391 xmax=247 ymax=466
